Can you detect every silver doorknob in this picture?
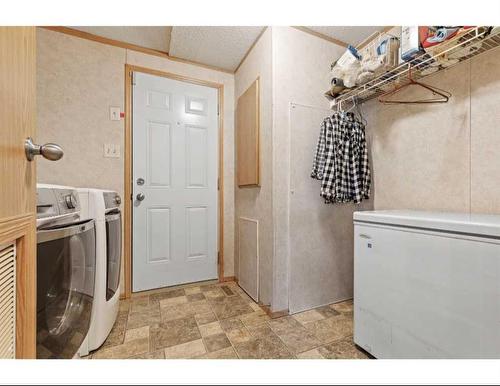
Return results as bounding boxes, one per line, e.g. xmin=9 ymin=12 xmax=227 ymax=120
xmin=136 ymin=193 xmax=145 ymax=201
xmin=25 ymin=137 xmax=64 ymax=161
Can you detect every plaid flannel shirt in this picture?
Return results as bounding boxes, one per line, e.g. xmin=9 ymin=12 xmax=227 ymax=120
xmin=311 ymin=112 xmax=370 ymax=204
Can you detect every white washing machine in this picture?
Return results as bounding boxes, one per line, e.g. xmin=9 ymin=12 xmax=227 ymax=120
xmin=36 ymin=184 xmax=96 ymax=359
xmin=77 ymin=188 xmax=122 ymax=356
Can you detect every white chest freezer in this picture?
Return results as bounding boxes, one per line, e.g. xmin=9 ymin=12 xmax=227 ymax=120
xmin=353 ymin=210 xmax=500 ymax=359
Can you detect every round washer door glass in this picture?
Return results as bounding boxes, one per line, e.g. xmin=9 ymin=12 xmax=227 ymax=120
xmin=36 ymin=219 xmax=96 ymax=359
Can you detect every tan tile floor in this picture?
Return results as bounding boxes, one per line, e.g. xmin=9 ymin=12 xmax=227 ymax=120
xmin=87 ymin=281 xmax=370 ymax=359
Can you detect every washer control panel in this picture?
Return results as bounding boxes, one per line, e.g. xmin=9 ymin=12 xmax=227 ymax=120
xmin=36 ymin=187 xmax=80 ymax=218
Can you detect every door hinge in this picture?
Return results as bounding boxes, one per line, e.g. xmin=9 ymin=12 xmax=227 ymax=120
xmin=130 ymin=193 xmax=133 ymax=200
xmin=217 ymin=103 xmax=220 ymax=116
xmin=131 ymin=71 xmax=136 ymax=86
xmin=217 ymin=251 xmax=220 ymax=264
xmin=217 ymin=177 xmax=220 ymax=191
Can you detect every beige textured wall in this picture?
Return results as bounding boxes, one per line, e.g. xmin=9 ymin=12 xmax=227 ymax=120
xmin=36 ymin=28 xmax=236 ymax=296
xmin=271 ymin=27 xmax=348 ymax=312
xmin=288 ymin=104 xmax=373 ymax=313
xmin=470 ymin=48 xmax=500 ymax=214
xmin=234 ymin=28 xmax=273 ymax=305
xmin=234 ymin=26 xmax=356 ymax=312
xmin=37 ymin=28 xmax=126 ymax=197
xmin=365 ymin=47 xmax=500 ymax=216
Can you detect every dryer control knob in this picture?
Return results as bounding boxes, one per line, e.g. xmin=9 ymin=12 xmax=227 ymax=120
xmin=114 ymin=195 xmax=121 ymax=205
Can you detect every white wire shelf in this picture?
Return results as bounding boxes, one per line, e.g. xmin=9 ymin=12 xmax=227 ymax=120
xmin=330 ymin=27 xmax=500 ymax=106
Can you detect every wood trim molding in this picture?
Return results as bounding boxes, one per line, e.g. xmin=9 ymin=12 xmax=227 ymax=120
xmin=293 ymin=26 xmax=396 ymax=51
xmin=0 ymin=213 xmax=36 ymax=358
xmin=124 ymin=67 xmax=132 ymax=299
xmin=259 ymin=303 xmax=289 ymax=319
xmin=126 ymin=64 xmax=225 ymax=89
xmin=41 ymin=26 xmax=234 ymax=75
xmin=166 ymin=54 xmax=233 ymax=75
xmin=232 ymin=276 xmax=286 ymax=318
xmin=234 ymin=27 xmax=268 ymax=73
xmin=42 ymin=26 xmax=170 ymax=57
xmin=123 ymin=64 xmax=225 ymax=298
xmin=292 ymin=26 xmax=348 ymax=48
xmin=217 ymin=83 xmax=225 ymax=284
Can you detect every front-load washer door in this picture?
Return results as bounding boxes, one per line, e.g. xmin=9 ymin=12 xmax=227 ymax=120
xmin=36 ymin=219 xmax=96 ymax=359
xmin=105 ymin=210 xmax=121 ymax=301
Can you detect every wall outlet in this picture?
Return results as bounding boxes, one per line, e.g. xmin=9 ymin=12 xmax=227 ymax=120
xmin=110 ymin=106 xmax=121 ymax=121
xmin=104 ymin=144 xmax=120 ymax=158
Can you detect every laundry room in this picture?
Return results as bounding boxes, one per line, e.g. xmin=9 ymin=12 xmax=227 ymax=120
xmin=2 ymin=1 xmax=500 ymax=385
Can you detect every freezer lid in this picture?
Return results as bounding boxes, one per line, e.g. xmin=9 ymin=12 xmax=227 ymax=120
xmin=353 ymin=210 xmax=500 ymax=238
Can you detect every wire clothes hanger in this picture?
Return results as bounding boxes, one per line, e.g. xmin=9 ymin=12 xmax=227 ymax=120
xmin=334 ymin=96 xmax=368 ymax=126
xmin=345 ymin=96 xmax=357 ymax=113
xmin=335 ymin=97 xmax=355 ymax=114
xmin=378 ymin=65 xmax=452 ymax=105
xmin=354 ymin=97 xmax=367 ymax=126
xmin=336 ymin=99 xmax=343 ymax=112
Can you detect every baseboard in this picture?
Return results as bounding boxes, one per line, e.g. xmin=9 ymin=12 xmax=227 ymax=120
xmin=259 ymin=303 xmax=289 ymax=319
xmin=231 ymin=279 xmax=288 ymax=318
xmin=220 ymin=276 xmax=236 ymax=283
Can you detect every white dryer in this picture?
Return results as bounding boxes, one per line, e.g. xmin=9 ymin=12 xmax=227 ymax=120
xmin=77 ymin=188 xmax=122 ymax=356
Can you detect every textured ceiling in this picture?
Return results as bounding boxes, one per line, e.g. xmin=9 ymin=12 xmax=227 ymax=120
xmin=72 ymin=26 xmax=172 ymax=52
xmin=306 ymin=26 xmax=385 ymax=47
xmin=169 ymin=26 xmax=265 ymax=71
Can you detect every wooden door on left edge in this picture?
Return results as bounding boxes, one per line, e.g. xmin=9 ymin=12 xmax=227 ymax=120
xmin=0 ymin=27 xmax=37 ymax=358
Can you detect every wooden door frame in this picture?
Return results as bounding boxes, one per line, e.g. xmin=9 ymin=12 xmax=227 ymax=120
xmin=123 ymin=64 xmax=225 ymax=298
xmin=0 ymin=26 xmax=37 ymax=358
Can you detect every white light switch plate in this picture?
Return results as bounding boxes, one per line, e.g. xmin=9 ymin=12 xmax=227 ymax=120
xmin=110 ymin=106 xmax=121 ymax=121
xmin=104 ymin=144 xmax=120 ymax=158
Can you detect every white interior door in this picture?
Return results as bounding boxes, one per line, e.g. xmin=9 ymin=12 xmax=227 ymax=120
xmin=132 ymin=72 xmax=218 ymax=292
